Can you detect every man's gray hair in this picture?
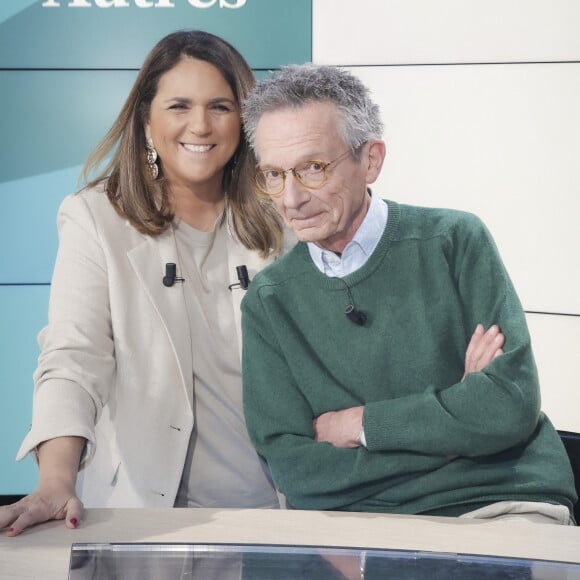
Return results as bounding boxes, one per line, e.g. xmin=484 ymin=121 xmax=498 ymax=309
xmin=243 ymin=63 xmax=383 ymax=157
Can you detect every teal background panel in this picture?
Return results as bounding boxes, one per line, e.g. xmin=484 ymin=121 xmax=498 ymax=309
xmin=0 ymin=167 xmax=81 ymax=284
xmin=0 ymin=70 xmax=138 ymax=185
xmin=0 ymin=0 xmax=312 ymax=70
xmin=0 ymin=0 xmax=38 ymax=22
xmin=0 ymin=285 xmax=49 ymax=495
xmin=0 ymin=69 xmax=137 ymax=284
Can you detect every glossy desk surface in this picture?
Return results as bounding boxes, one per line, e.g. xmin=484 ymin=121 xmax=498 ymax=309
xmin=0 ymin=508 xmax=579 ymax=579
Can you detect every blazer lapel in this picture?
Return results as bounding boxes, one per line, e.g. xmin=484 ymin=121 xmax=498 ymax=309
xmin=127 ymin=228 xmax=193 ymax=412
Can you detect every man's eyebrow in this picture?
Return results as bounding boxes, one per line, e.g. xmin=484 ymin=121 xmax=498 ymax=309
xmin=259 ymin=154 xmax=325 ymax=169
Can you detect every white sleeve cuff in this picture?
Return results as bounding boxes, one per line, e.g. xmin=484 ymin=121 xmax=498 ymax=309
xmin=358 ymin=425 xmax=367 ymax=448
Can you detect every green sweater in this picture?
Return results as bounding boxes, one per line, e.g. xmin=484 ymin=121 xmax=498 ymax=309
xmin=242 ymin=200 xmax=576 ymax=516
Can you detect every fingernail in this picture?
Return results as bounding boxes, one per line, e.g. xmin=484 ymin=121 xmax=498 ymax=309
xmin=70 ymin=518 xmax=78 ymax=528
xmin=8 ymin=527 xmax=15 ymax=533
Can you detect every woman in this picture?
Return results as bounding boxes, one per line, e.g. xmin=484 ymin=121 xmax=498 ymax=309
xmin=1 ymin=30 xmax=289 ymax=536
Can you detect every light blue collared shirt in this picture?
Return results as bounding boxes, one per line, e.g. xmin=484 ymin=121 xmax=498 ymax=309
xmin=307 ymin=190 xmax=388 ymax=277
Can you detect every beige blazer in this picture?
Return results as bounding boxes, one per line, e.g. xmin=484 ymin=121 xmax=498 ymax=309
xmin=17 ymin=186 xmax=289 ymax=507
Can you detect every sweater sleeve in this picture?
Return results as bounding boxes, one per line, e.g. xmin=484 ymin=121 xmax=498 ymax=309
xmin=363 ymin=213 xmax=541 ymax=457
xmin=242 ymin=289 xmax=447 ymax=510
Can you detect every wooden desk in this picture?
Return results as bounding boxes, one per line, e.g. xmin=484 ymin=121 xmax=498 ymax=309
xmin=1 ymin=508 xmax=579 ymax=579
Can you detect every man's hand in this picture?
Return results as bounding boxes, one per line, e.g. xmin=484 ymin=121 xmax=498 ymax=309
xmin=313 ymin=406 xmax=364 ymax=449
xmin=313 ymin=324 xmax=504 ymax=451
xmin=463 ymin=323 xmax=505 ymax=381
xmin=447 ymin=324 xmax=505 ymax=461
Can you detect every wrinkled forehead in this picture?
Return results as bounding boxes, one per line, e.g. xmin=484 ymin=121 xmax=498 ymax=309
xmin=254 ymin=102 xmax=345 ymax=165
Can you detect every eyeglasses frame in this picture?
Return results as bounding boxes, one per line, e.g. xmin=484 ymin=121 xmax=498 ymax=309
xmin=254 ymin=148 xmax=355 ymax=197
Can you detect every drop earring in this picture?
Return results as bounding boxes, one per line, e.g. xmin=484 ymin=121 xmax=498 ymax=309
xmin=145 ymin=139 xmax=159 ymax=180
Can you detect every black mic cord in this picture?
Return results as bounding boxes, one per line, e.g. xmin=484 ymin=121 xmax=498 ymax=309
xmin=333 ymin=277 xmax=367 ymax=326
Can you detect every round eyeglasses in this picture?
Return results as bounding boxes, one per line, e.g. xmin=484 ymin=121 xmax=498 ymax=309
xmin=254 ymin=149 xmax=353 ymax=197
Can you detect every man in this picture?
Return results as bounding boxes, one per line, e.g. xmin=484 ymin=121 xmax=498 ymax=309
xmin=241 ymin=64 xmax=576 ymax=523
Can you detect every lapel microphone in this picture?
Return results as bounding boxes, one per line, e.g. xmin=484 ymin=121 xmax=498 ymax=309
xmin=334 ymin=277 xmax=367 ymax=326
xmin=228 ymin=265 xmax=250 ymax=290
xmin=345 ymin=303 xmax=367 ymax=326
xmin=163 ymin=263 xmax=185 ymax=287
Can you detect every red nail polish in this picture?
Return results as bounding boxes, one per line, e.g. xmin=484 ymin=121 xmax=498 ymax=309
xmin=70 ymin=518 xmax=78 ymax=528
xmin=8 ymin=527 xmax=15 ymax=533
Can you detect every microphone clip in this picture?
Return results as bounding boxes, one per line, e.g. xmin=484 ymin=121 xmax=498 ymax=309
xmin=334 ymin=276 xmax=367 ymax=326
xmin=345 ymin=304 xmax=367 ymax=326
xmin=163 ymin=263 xmax=184 ymax=287
xmin=228 ymin=265 xmax=251 ymax=291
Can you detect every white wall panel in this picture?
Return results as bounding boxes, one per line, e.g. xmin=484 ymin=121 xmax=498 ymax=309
xmin=311 ymin=0 xmax=579 ymax=442
xmin=526 ymin=313 xmax=580 ymax=432
xmin=346 ymin=64 xmax=580 ymax=315
xmin=313 ymin=0 xmax=580 ymax=65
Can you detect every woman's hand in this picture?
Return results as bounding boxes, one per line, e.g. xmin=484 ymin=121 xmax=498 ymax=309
xmin=0 ymin=481 xmax=83 ymax=536
xmin=0 ymin=436 xmax=85 ymax=536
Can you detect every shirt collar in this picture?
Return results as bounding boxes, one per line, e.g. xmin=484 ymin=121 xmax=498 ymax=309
xmin=307 ymin=190 xmax=388 ymax=276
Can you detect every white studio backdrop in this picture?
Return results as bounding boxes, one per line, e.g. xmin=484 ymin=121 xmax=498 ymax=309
xmin=313 ymin=0 xmax=580 ymax=431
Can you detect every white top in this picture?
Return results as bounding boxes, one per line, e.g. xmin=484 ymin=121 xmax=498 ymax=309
xmin=173 ymin=219 xmax=279 ymax=508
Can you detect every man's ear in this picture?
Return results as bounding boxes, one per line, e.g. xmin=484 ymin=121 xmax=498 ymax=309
xmin=365 ymin=140 xmax=386 ymax=185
